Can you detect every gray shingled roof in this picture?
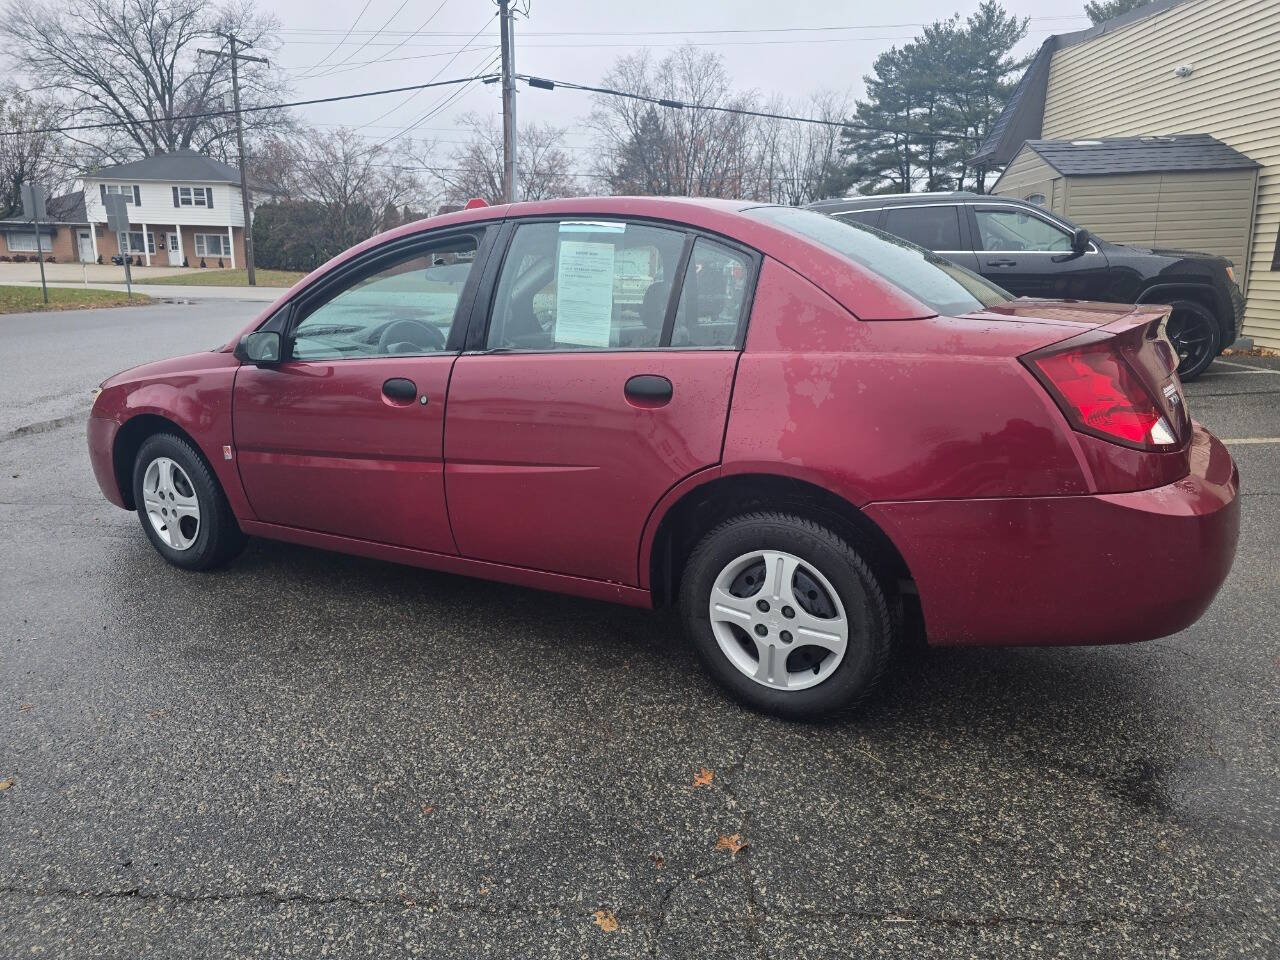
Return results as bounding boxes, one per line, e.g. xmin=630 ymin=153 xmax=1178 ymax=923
xmin=0 ymin=191 xmax=88 ymax=225
xmin=89 ymin=149 xmax=281 ymax=193
xmin=1024 ymin=135 xmax=1259 ymax=176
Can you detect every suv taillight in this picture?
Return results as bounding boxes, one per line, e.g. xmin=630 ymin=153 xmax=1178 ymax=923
xmin=1027 ymin=339 xmax=1180 ymax=451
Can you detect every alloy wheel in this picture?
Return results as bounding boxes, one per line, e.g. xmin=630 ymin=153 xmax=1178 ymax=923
xmin=141 ymin=456 xmax=201 ymax=551
xmin=1166 ymin=307 xmax=1215 ymax=376
xmin=708 ymin=549 xmax=849 ymax=691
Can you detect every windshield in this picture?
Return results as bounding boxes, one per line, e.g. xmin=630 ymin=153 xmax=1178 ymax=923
xmin=744 ymin=205 xmax=1012 ymax=316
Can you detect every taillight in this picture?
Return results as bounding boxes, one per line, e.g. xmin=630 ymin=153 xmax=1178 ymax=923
xmin=1027 ymin=340 xmax=1180 ymax=450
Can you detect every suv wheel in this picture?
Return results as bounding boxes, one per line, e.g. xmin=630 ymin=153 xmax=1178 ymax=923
xmin=679 ymin=512 xmax=894 ymax=719
xmin=1164 ymin=299 xmax=1221 ymax=381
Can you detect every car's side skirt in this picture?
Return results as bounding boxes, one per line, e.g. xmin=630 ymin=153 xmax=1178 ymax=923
xmin=239 ymin=519 xmax=655 ymax=608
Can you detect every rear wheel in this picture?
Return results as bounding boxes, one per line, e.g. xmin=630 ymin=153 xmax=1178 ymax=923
xmin=132 ymin=433 xmax=246 ymax=571
xmin=1164 ymin=299 xmax=1221 ymax=381
xmin=679 ymin=512 xmax=894 ymax=719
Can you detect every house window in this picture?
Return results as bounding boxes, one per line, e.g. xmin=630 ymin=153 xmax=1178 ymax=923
xmin=1025 ymin=193 xmax=1048 ymax=207
xmin=6 ymin=231 xmax=43 ymax=252
xmin=100 ymin=183 xmax=141 ymax=205
xmin=194 ymin=233 xmax=231 ymax=257
xmin=123 ymin=231 xmax=157 ymax=255
xmin=173 ymin=186 xmax=214 ymax=208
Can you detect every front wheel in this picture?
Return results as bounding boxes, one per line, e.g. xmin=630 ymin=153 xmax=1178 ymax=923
xmin=1164 ymin=299 xmax=1222 ymax=381
xmin=132 ymin=433 xmax=246 ymax=571
xmin=679 ymin=512 xmax=894 ymax=719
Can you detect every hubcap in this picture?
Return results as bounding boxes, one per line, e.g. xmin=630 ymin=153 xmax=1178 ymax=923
xmin=708 ymin=550 xmax=849 ymax=691
xmin=142 ymin=457 xmax=200 ymax=551
xmin=1166 ymin=308 xmax=1214 ymax=374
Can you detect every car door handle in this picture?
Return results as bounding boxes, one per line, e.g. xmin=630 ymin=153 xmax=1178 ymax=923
xmin=382 ymin=377 xmax=418 ymax=402
xmin=986 ymin=258 xmax=1018 ymax=267
xmin=624 ymin=374 xmax=673 ymax=406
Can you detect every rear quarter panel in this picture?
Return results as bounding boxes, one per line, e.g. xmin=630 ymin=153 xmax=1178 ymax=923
xmin=723 ymin=257 xmax=1091 ymax=503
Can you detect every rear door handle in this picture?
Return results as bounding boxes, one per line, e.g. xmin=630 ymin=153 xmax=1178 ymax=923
xmin=382 ymin=377 xmax=418 ymax=402
xmin=986 ymin=258 xmax=1018 ymax=267
xmin=624 ymin=374 xmax=673 ymax=406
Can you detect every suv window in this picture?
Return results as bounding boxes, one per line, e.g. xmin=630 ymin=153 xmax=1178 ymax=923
xmin=670 ymin=238 xmax=752 ymax=347
xmin=486 ymin=220 xmax=686 ymax=350
xmin=833 ymin=209 xmax=881 ymax=229
xmin=975 ymin=208 xmax=1072 ymax=252
xmin=291 ymin=235 xmax=478 ymax=360
xmin=746 ymin=205 xmax=1009 ymax=315
xmin=882 ymin=205 xmax=962 ymax=251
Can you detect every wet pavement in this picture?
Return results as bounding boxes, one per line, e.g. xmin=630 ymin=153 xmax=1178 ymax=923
xmin=1 ymin=303 xmax=1277 ymax=958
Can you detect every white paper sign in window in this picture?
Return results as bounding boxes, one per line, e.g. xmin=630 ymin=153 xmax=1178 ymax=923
xmin=555 ymin=240 xmax=615 ymax=347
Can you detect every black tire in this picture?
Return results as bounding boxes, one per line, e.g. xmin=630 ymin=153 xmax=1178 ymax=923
xmin=1163 ymin=299 xmax=1221 ymax=381
xmin=131 ymin=432 xmax=246 ymax=571
xmin=679 ymin=512 xmax=894 ymax=719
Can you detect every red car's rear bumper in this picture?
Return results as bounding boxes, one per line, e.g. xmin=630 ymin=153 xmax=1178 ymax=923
xmin=865 ymin=423 xmax=1240 ymax=647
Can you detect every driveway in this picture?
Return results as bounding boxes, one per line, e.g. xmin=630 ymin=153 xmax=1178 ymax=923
xmin=0 ymin=303 xmax=1276 ymax=958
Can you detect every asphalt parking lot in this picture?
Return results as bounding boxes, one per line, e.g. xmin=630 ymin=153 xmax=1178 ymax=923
xmin=1 ymin=301 xmax=1277 ymax=958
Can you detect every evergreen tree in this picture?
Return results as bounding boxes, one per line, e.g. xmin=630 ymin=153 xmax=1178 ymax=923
xmin=1084 ymin=0 xmax=1152 ymax=25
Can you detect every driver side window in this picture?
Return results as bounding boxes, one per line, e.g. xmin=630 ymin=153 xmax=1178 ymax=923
xmin=290 ymin=234 xmax=479 ymax=361
xmin=975 ymin=209 xmax=1072 ymax=252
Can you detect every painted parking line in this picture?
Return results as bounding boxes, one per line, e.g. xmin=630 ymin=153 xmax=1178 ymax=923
xmin=1220 ymin=437 xmax=1280 ymax=445
xmin=1213 ymin=359 xmax=1280 ymax=374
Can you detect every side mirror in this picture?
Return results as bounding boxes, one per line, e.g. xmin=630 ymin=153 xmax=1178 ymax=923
xmin=1071 ymin=227 xmax=1090 ymax=254
xmin=235 ymin=330 xmax=282 ymax=365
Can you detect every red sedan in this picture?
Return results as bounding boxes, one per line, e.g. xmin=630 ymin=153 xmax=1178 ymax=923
xmin=87 ymin=197 xmax=1240 ymax=718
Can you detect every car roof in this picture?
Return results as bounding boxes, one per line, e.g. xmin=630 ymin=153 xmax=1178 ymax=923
xmin=808 ymin=192 xmax=990 ymax=212
xmin=235 ymin=196 xmax=943 ymax=344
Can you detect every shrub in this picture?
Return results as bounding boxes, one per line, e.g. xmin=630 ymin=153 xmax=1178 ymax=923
xmin=45 ymin=255 xmax=55 ymax=263
xmin=13 ymin=254 xmax=26 ymax=262
xmin=217 ymin=257 xmax=224 ymax=268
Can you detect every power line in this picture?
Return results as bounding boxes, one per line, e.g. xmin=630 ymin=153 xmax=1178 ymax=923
xmin=517 ymin=75 xmax=976 ymax=141
xmin=0 ymin=75 xmax=498 ymax=137
xmin=303 ymin=0 xmax=441 ymax=82
xmin=276 ymin=15 xmax=1088 ymax=37
xmin=354 ymin=13 xmax=498 ymax=132
xmin=295 ymin=0 xmax=375 ymax=78
xmin=373 ymin=52 xmax=502 ymax=148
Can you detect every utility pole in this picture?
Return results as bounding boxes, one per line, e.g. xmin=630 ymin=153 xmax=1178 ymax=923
xmin=199 ymin=36 xmax=268 ymax=285
xmin=498 ymin=0 xmax=519 ymax=203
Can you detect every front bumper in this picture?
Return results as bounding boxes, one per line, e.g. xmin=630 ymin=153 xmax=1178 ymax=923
xmin=864 ymin=424 xmax=1239 ymax=647
xmin=88 ymin=415 xmax=125 ymax=508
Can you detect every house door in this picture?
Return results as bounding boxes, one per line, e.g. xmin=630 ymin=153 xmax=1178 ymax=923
xmin=77 ymin=232 xmax=94 ymax=262
xmin=166 ymin=233 xmax=182 ymax=266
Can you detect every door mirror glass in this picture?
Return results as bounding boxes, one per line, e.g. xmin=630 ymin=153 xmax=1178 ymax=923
xmin=1072 ymin=227 xmax=1091 ymax=254
xmin=236 ymin=330 xmax=282 ymax=365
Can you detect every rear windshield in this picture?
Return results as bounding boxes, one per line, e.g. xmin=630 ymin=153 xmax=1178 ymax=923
xmin=744 ymin=205 xmax=1011 ymax=316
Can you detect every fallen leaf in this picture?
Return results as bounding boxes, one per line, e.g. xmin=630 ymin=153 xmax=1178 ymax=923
xmin=592 ymin=909 xmax=619 ymax=933
xmin=650 ymin=853 xmax=665 ymax=869
xmin=692 ymin=767 xmax=714 ymax=788
xmin=147 ymin=709 xmax=166 ymax=721
xmin=421 ymin=804 xmax=435 ymax=815
xmin=715 ymin=833 xmax=747 ymax=855
xmin=0 ymin=778 xmax=14 ymax=791
xmin=17 ymin=704 xmax=33 ymax=713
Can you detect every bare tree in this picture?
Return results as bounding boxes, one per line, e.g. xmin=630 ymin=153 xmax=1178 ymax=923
xmin=0 ymin=85 xmax=77 ymax=217
xmin=748 ymin=91 xmax=852 ymax=205
xmin=440 ymin=113 xmax=579 ymax=205
xmin=0 ymin=0 xmax=289 ymax=164
xmin=589 ymin=47 xmax=757 ymax=198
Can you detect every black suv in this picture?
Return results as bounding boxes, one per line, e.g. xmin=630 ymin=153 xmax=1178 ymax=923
xmin=808 ymin=192 xmax=1244 ymax=379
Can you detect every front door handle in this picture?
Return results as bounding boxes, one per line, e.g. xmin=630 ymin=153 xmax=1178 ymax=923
xmin=986 ymin=258 xmax=1018 ymax=267
xmin=382 ymin=377 xmax=418 ymax=402
xmin=624 ymin=374 xmax=673 ymax=406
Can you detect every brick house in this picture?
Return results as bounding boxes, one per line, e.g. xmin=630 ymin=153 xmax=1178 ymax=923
xmin=0 ymin=150 xmax=277 ymax=267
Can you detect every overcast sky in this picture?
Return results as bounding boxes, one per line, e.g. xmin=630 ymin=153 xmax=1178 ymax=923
xmin=266 ymin=0 xmax=1093 ymax=158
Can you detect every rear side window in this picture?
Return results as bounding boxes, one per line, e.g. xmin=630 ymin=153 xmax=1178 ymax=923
xmin=834 ymin=209 xmax=881 ymax=229
xmin=670 ymin=238 xmax=753 ymax=347
xmin=882 ymin=206 xmax=962 ymax=251
xmin=746 ymin=205 xmax=1009 ymax=315
xmin=486 ymin=220 xmax=686 ymax=350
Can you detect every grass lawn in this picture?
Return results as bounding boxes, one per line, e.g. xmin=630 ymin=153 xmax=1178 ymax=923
xmin=0 ymin=285 xmax=151 ymax=314
xmin=146 ymin=268 xmax=306 ymax=288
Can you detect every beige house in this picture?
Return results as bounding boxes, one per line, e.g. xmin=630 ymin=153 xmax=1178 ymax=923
xmin=973 ymin=0 xmax=1280 ymax=350
xmin=992 ymin=136 xmax=1260 ymax=287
